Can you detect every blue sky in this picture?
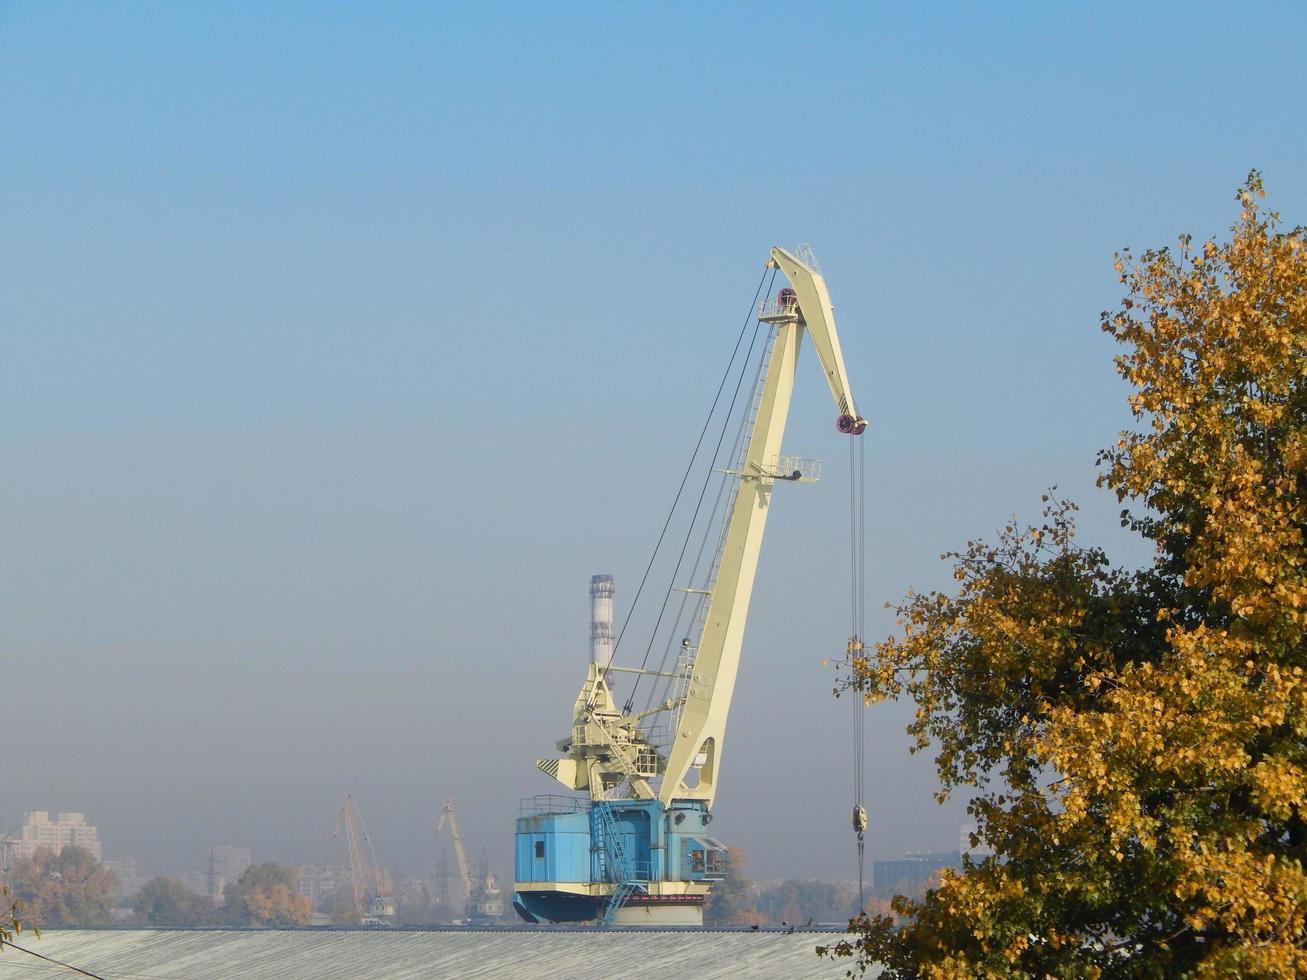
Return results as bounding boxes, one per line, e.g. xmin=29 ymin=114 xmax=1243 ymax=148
xmin=2 ymin=2 xmax=1304 ymax=882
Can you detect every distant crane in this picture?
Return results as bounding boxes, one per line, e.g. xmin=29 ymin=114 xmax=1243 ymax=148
xmin=438 ymin=798 xmax=504 ymax=922
xmin=334 ymin=795 xmax=396 ymax=925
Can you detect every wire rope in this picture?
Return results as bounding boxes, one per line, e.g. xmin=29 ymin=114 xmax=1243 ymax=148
xmin=605 ymin=265 xmax=774 ymax=688
xmin=851 ymin=432 xmax=868 ymax=911
xmin=623 ymin=268 xmax=777 ymax=714
xmin=639 ymin=320 xmax=775 ymax=721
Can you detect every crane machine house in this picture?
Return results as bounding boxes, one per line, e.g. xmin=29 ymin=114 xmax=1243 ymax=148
xmin=514 ymin=246 xmax=867 ymax=927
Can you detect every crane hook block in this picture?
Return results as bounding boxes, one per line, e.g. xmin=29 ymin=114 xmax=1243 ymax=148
xmin=837 ymin=414 xmax=868 ymax=436
xmin=853 ymin=804 xmax=868 ymax=835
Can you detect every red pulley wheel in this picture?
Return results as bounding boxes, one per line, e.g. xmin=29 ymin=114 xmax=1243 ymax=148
xmin=837 ymin=414 xmax=867 ymax=435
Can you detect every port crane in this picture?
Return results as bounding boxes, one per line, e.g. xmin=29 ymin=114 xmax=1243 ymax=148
xmin=438 ymin=798 xmax=505 ymax=921
xmin=334 ymin=795 xmax=396 ymax=925
xmin=514 ymin=246 xmax=866 ymax=926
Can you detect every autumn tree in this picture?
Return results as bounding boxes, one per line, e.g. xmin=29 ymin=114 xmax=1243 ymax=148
xmin=703 ymin=847 xmax=761 ymax=926
xmin=134 ymin=876 xmax=214 ymax=927
xmin=1 ymin=883 xmax=29 ymax=950
xmin=221 ymin=863 xmax=311 ymax=927
xmin=821 ymin=175 xmax=1306 ymax=977
xmin=756 ymin=879 xmax=858 ymax=926
xmin=9 ymin=847 xmax=116 ymax=928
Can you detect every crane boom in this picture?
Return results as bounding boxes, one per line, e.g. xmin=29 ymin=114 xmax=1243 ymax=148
xmin=659 ymin=246 xmax=864 ymax=805
xmin=438 ymin=798 xmax=473 ymax=901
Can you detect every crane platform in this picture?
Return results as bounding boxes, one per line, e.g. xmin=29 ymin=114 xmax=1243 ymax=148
xmin=513 ymin=796 xmax=728 ymax=925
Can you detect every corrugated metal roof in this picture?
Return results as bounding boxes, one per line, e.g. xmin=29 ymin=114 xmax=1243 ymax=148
xmin=0 ymin=927 xmax=872 ymax=979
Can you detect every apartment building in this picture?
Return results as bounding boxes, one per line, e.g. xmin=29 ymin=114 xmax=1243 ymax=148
xmin=15 ymin=811 xmax=102 ymax=861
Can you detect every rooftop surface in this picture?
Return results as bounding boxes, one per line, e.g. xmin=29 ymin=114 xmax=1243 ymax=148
xmin=0 ymin=927 xmax=870 ymax=979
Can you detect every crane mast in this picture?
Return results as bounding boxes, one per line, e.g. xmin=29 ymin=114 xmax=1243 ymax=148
xmin=437 ymin=798 xmax=473 ymax=903
xmin=334 ymin=795 xmax=395 ymax=924
xmin=439 ymin=798 xmax=506 ymax=922
xmin=516 ymin=245 xmax=866 ymax=926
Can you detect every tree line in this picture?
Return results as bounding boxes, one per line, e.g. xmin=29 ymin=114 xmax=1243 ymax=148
xmin=2 ymin=846 xmax=478 ymax=930
xmin=703 ymin=848 xmax=896 ymax=927
xmin=2 ymin=846 xmax=312 ymax=929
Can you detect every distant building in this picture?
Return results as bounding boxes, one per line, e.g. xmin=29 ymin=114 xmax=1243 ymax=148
xmin=872 ymin=851 xmax=961 ymax=897
xmin=396 ymin=875 xmax=429 ymax=910
xmin=173 ymin=845 xmax=255 ymax=904
xmin=179 ymin=870 xmax=211 ymax=898
xmin=103 ymin=857 xmax=142 ymax=900
xmin=15 ymin=811 xmax=102 ymax=861
xmin=206 ymin=845 xmax=252 ymax=900
xmin=297 ymin=864 xmax=348 ymax=905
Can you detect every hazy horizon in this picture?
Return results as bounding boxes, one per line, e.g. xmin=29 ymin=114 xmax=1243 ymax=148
xmin=3 ymin=2 xmax=1304 ymax=886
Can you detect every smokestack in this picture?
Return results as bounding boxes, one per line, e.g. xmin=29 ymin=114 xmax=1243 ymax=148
xmin=590 ymin=574 xmax=614 ymax=672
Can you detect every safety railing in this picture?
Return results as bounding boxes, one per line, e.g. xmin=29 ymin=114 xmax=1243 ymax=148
xmin=518 ymin=794 xmax=588 ymax=817
xmin=763 ymin=455 xmax=821 ymax=483
xmin=795 ymin=242 xmax=822 ymax=273
xmin=758 ymin=295 xmax=800 ymax=321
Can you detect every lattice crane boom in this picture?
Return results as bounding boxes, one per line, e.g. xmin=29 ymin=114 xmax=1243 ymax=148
xmin=334 ymin=794 xmax=390 ymax=919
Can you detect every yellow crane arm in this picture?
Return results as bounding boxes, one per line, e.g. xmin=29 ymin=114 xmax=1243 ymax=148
xmin=657 ymin=246 xmax=865 ymax=807
xmin=438 ymin=799 xmax=473 ymax=900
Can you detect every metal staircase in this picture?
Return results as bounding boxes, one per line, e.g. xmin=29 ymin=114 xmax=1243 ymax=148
xmin=592 ymin=801 xmax=645 ymax=925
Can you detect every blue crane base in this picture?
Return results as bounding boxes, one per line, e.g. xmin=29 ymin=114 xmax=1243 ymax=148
xmin=512 ymin=797 xmax=729 ymax=925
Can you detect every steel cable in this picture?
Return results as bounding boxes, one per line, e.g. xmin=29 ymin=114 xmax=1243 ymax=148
xmin=624 ymin=267 xmax=776 ymax=713
xmin=639 ymin=320 xmax=775 ymax=720
xmin=606 ymin=264 xmax=774 ymax=686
